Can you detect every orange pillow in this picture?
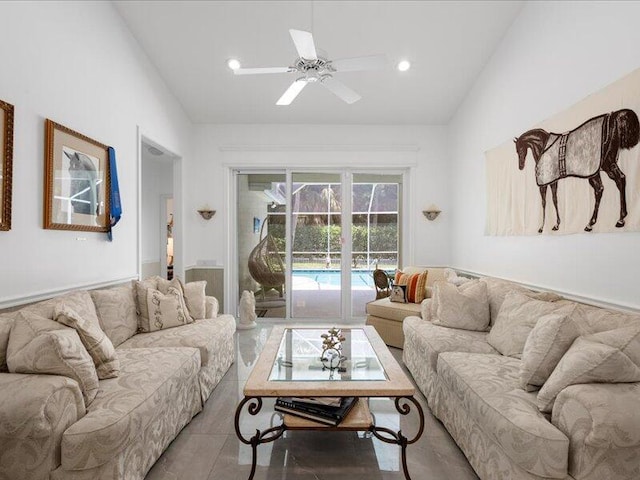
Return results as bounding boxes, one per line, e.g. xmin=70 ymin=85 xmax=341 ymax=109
xmin=394 ymin=270 xmax=428 ymax=303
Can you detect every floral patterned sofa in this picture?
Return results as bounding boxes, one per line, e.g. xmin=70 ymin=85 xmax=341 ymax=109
xmin=0 ymin=282 xmax=236 ymax=480
xmin=403 ymin=277 xmax=640 ymax=480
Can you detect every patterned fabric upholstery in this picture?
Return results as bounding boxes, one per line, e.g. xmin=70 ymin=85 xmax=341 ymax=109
xmin=553 ymin=383 xmax=640 ymax=480
xmin=0 ymin=288 xmax=234 ymax=480
xmin=402 ymin=317 xmax=497 ymax=405
xmin=0 ymin=313 xmax=16 ymax=372
xmin=437 ymin=352 xmax=569 ymax=478
xmin=0 ymin=373 xmax=84 ymax=480
xmin=55 ymin=290 xmax=120 ymax=379
xmin=90 ymin=286 xmax=138 ymax=348
xmin=55 ymin=347 xmax=202 ymax=478
xmin=7 ymin=313 xmax=100 ymax=406
xmin=117 ymin=314 xmax=236 ymax=404
xmin=404 ymin=277 xmax=640 ymax=480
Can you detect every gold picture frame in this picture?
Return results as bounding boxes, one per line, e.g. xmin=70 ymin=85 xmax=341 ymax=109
xmin=44 ymin=119 xmax=110 ymax=232
xmin=0 ymin=99 xmax=14 ymax=231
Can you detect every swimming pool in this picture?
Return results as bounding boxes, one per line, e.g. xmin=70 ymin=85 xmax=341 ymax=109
xmin=292 ymin=269 xmax=375 ymax=288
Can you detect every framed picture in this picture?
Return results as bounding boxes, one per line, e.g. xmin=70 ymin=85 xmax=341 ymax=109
xmin=253 ymin=216 xmax=261 ymax=234
xmin=44 ymin=120 xmax=110 ymax=232
xmin=0 ymin=99 xmax=14 ymax=231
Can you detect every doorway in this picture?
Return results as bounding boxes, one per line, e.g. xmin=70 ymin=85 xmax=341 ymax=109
xmin=234 ymin=169 xmax=403 ymax=320
xmin=140 ymin=138 xmax=180 ymax=280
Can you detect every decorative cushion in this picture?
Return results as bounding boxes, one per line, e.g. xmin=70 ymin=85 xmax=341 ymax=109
xmin=487 ymin=291 xmax=571 ymax=358
xmin=146 ymin=286 xmax=193 ymax=332
xmin=389 ymin=284 xmax=407 ymax=303
xmin=55 ymin=291 xmax=119 ymax=379
xmin=0 ymin=313 xmax=16 ymax=372
xmin=7 ymin=312 xmax=99 ymax=406
xmin=132 ymin=277 xmax=159 ymax=332
xmin=519 ymin=304 xmax=582 ymax=391
xmin=394 ymin=270 xmax=428 ymax=303
xmin=90 ymin=286 xmax=138 ymax=347
xmin=538 ymin=324 xmax=640 ymax=413
xmin=431 ymin=280 xmax=490 ymax=331
xmin=181 ymin=280 xmax=207 ymax=319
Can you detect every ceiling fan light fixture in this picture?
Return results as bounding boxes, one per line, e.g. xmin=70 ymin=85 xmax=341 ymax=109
xmin=397 ymin=60 xmax=411 ymax=72
xmin=227 ymin=58 xmax=241 ymax=71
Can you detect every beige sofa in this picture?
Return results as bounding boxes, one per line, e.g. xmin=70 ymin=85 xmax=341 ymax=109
xmin=0 ymin=284 xmax=236 ymax=480
xmin=366 ymin=267 xmax=446 ymax=348
xmin=403 ymin=277 xmax=640 ymax=480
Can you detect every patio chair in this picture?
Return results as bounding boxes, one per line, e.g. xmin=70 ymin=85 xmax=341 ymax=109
xmin=373 ymin=269 xmax=392 ymax=299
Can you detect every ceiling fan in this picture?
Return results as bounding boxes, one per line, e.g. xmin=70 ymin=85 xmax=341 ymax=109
xmin=233 ymin=29 xmax=387 ymax=105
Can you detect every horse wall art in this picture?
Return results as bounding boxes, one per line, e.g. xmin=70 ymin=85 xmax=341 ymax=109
xmin=485 ymin=67 xmax=640 ymax=236
xmin=515 ymin=109 xmax=639 ymax=233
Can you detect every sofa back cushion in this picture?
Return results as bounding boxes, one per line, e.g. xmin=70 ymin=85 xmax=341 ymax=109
xmin=487 ymin=291 xmax=572 ymax=358
xmin=7 ymin=312 xmax=99 ymax=406
xmin=90 ymin=286 xmax=138 ymax=347
xmin=0 ymin=313 xmax=16 ymax=372
xmin=481 ymin=277 xmax=562 ymax=326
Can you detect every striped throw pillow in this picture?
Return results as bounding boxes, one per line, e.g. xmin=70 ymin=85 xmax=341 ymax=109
xmin=394 ymin=270 xmax=428 ymax=303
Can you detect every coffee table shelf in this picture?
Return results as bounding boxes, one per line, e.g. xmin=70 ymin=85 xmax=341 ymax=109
xmin=283 ymin=398 xmax=374 ymax=430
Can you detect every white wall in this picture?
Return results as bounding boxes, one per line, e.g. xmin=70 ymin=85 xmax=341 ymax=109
xmin=0 ymin=1 xmax=192 ymax=306
xmin=449 ymin=1 xmax=640 ymax=309
xmin=187 ymin=124 xmax=451 ymax=275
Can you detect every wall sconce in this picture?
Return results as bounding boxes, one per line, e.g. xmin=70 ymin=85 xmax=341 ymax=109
xmin=197 ymin=205 xmax=216 ymax=220
xmin=422 ymin=204 xmax=441 ymax=221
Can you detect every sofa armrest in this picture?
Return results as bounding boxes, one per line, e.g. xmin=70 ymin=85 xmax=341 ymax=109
xmin=205 ymin=296 xmax=219 ymax=318
xmin=420 ymin=298 xmax=432 ymax=321
xmin=0 ymin=373 xmax=85 ymax=478
xmin=552 ymin=382 xmax=640 ymax=449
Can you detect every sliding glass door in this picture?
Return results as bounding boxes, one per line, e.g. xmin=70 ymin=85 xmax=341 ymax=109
xmin=235 ymin=170 xmax=402 ymax=320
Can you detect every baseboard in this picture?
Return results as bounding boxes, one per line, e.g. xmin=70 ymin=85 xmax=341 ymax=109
xmin=453 ymin=267 xmax=640 ymax=314
xmin=0 ymin=276 xmax=138 ymax=311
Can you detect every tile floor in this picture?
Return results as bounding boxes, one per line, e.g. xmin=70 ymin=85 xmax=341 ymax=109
xmin=145 ymin=323 xmax=479 ymax=480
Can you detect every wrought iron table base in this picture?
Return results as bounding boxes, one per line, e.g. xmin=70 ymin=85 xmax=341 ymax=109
xmin=234 ymin=396 xmax=425 ymax=480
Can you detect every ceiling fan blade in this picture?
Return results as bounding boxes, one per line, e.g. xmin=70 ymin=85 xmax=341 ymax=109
xmin=330 ymin=54 xmax=387 ymax=72
xmin=234 ymin=67 xmax=293 ymax=75
xmin=276 ymin=80 xmax=307 ymax=105
xmin=321 ymin=77 xmax=361 ymax=104
xmin=289 ymin=29 xmax=317 ymax=61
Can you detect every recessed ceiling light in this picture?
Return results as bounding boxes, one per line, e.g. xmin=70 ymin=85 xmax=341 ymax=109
xmin=227 ymin=58 xmax=241 ymax=71
xmin=397 ymin=60 xmax=411 ymax=72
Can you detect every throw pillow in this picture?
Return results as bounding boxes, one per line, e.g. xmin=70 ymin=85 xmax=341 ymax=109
xmin=132 ymin=277 xmax=160 ymax=332
xmin=90 ymin=286 xmax=138 ymax=347
xmin=519 ymin=304 xmax=582 ymax=391
xmin=389 ymin=284 xmax=407 ymax=303
xmin=0 ymin=313 xmax=16 ymax=372
xmin=181 ymin=280 xmax=207 ymax=319
xmin=432 ymin=280 xmax=490 ymax=331
xmin=487 ymin=291 xmax=572 ymax=358
xmin=146 ymin=286 xmax=193 ymax=331
xmin=394 ymin=270 xmax=428 ymax=303
xmin=7 ymin=312 xmax=99 ymax=406
xmin=537 ymin=324 xmax=640 ymax=413
xmin=55 ymin=291 xmax=119 ymax=379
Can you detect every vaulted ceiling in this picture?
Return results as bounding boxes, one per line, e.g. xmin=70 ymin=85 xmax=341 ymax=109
xmin=114 ymin=1 xmax=523 ymax=124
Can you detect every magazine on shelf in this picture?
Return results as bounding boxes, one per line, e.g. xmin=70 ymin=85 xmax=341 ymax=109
xmin=275 ymin=397 xmax=358 ymax=426
xmin=290 ymin=397 xmax=342 ymax=407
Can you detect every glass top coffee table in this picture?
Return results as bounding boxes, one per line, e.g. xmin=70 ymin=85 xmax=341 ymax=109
xmin=234 ymin=325 xmax=425 ymax=480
